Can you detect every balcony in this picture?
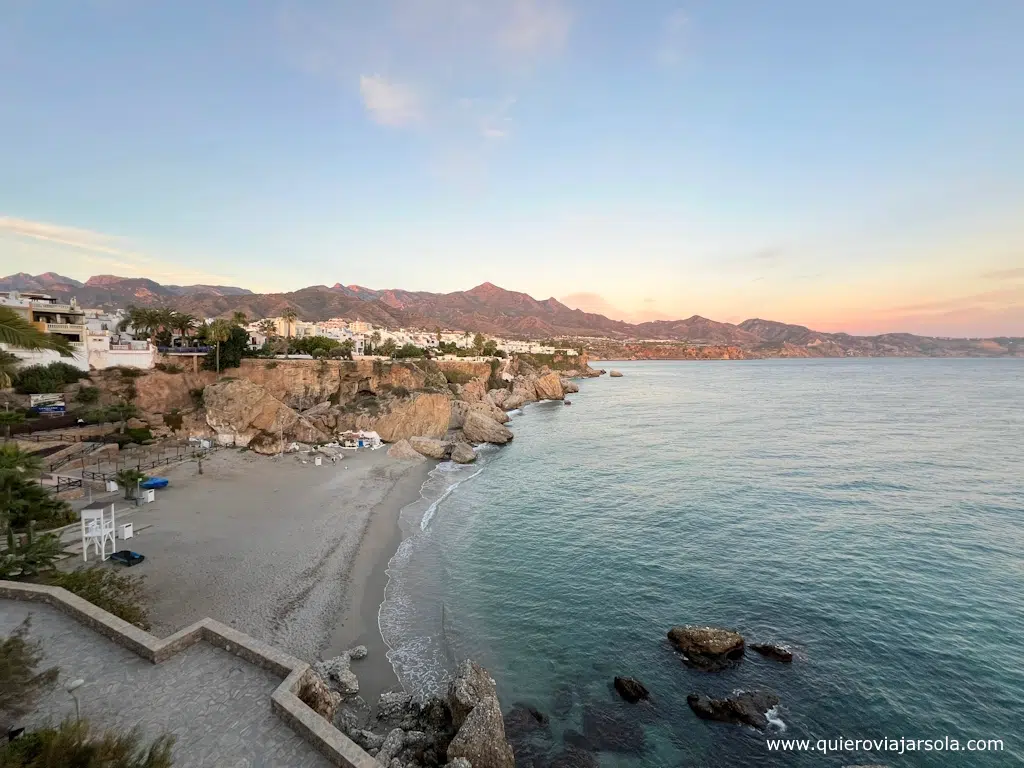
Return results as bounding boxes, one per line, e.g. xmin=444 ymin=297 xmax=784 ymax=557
xmin=68 ymin=341 xmax=86 ymax=349
xmin=44 ymin=322 xmax=86 ymax=333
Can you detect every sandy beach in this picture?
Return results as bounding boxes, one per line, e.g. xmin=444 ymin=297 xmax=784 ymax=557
xmin=90 ymin=446 xmax=431 ymax=699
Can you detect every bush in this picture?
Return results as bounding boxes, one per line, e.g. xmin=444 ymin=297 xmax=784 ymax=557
xmin=264 ymin=361 xmax=278 ymax=370
xmin=125 ymin=427 xmax=153 ymax=443
xmin=392 ymin=386 xmax=410 ymax=398
xmin=153 ymin=362 xmax=182 ymax=374
xmin=114 ymin=366 xmax=146 ymax=379
xmin=189 ymin=387 xmax=205 ymax=408
xmin=0 ymin=720 xmax=174 ymax=768
xmin=42 ymin=568 xmax=151 ymax=630
xmin=0 ymin=617 xmax=59 ymax=731
xmin=76 ymin=385 xmax=100 ymax=405
xmin=14 ymin=362 xmax=88 ymax=395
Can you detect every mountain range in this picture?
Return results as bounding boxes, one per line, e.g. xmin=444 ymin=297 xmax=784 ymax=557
xmin=2 ymin=272 xmax=1020 ymax=358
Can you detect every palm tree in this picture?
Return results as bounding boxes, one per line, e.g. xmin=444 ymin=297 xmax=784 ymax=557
xmin=281 ymin=308 xmax=297 ymax=358
xmin=0 ymin=350 xmax=19 ymax=389
xmin=231 ymin=311 xmax=248 ymax=327
xmin=115 ymin=468 xmax=147 ymax=500
xmin=173 ymin=312 xmax=198 ymax=347
xmin=0 ymin=411 xmax=24 ymax=439
xmin=0 ymin=442 xmax=41 ymax=478
xmin=257 ymin=319 xmax=276 ymax=337
xmin=207 ymin=319 xmax=232 ymax=373
xmin=0 ymin=307 xmax=73 ymax=356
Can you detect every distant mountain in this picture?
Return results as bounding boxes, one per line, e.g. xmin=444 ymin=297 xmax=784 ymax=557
xmin=1 ymin=272 xmax=1019 ymax=357
xmin=0 ymin=273 xmax=253 ymax=307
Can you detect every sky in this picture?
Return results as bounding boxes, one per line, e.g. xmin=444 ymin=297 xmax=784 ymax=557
xmin=1 ymin=0 xmax=1022 ymax=337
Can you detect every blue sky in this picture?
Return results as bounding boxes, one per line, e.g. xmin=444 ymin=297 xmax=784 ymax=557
xmin=1 ymin=0 xmax=1022 ymax=335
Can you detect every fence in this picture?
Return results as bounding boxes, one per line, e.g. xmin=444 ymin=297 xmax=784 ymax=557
xmin=81 ymin=443 xmax=218 ymax=482
xmin=16 ymin=423 xmax=119 ymax=443
xmin=45 ymin=442 xmax=99 ymax=471
xmin=37 ymin=474 xmax=83 ymax=495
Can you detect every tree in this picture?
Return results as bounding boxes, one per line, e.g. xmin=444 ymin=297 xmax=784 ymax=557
xmin=231 ymin=310 xmax=248 ymax=326
xmin=257 ymin=319 xmax=277 ymax=338
xmin=0 ymin=410 xmax=23 ymax=439
xmin=115 ymin=468 xmax=147 ymax=500
xmin=0 ymin=617 xmax=59 ymax=731
xmin=379 ymin=338 xmax=397 ymax=358
xmin=172 ymin=312 xmax=198 ymax=346
xmin=0 ymin=350 xmax=19 ymax=389
xmin=107 ymin=402 xmax=139 ymax=435
xmin=0 ymin=307 xmax=73 ymax=356
xmin=473 ymin=333 xmax=486 ymax=354
xmin=435 ymin=326 xmax=443 ymax=343
xmin=281 ymin=308 xmax=297 ymax=358
xmin=2 ymin=522 xmax=62 ymax=578
xmin=336 ymin=339 xmax=355 ymax=360
xmin=206 ymin=319 xmax=232 ymax=373
xmin=482 ymin=340 xmax=499 ymax=357
xmin=203 ymin=325 xmax=248 ymax=372
xmin=0 ymin=444 xmax=74 ymax=533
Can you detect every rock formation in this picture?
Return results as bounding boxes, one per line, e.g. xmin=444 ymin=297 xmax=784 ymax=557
xmin=204 ymin=378 xmax=328 ymax=454
xmin=462 ymin=411 xmax=513 ymax=444
xmin=447 ymin=661 xmax=515 ymax=768
xmin=410 ymin=436 xmax=452 ymax=460
xmin=297 ymin=670 xmax=342 ymax=722
xmin=387 ymin=439 xmax=427 ymax=461
xmin=560 ymin=378 xmax=580 ymax=394
xmin=450 ymin=442 xmax=477 ymax=464
xmin=335 ymin=660 xmax=513 ymax=768
xmin=533 ymin=372 xmax=565 ymax=400
xmin=450 ymin=398 xmax=509 ymax=429
xmin=613 ymin=676 xmax=650 ymax=703
xmin=312 ymin=645 xmax=367 ymax=697
xmin=751 ymin=643 xmax=794 ymax=663
xmin=667 ymin=625 xmax=745 ymax=671
xmin=686 ymin=691 xmax=780 ymax=730
xmin=609 ymin=370 xmax=623 ymax=377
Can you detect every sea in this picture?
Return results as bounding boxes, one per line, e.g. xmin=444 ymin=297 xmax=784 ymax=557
xmin=379 ymin=359 xmax=1024 ymax=767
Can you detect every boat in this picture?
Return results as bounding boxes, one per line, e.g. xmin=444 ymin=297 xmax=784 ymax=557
xmin=140 ymin=477 xmax=169 ymax=489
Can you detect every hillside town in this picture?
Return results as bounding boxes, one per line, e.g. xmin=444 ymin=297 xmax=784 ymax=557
xmin=0 ymin=288 xmax=579 ymax=377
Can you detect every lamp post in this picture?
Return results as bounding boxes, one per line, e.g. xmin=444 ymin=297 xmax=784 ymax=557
xmin=65 ymin=679 xmax=85 ymax=723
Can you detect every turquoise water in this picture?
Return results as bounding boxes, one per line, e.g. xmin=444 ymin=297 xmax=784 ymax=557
xmin=381 ymin=359 xmax=1024 ymax=767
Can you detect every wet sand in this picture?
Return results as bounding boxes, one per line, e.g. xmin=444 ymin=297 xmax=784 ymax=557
xmin=105 ymin=447 xmax=430 ymax=694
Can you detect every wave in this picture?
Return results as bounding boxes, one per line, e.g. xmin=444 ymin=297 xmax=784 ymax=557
xmin=378 ymin=450 xmax=492 ymax=697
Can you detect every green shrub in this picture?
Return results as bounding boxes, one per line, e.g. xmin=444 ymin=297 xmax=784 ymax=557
xmin=392 ymin=386 xmax=410 ymax=398
xmin=114 ymin=366 xmax=146 ymax=379
xmin=153 ymin=362 xmax=182 ymax=374
xmin=0 ymin=617 xmax=59 ymax=730
xmin=264 ymin=361 xmax=278 ymax=369
xmin=76 ymin=385 xmax=100 ymax=405
xmin=125 ymin=427 xmax=153 ymax=443
xmin=42 ymin=567 xmax=150 ymax=630
xmin=0 ymin=719 xmax=174 ymax=767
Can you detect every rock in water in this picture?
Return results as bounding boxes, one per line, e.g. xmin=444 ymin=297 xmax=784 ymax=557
xmin=534 ymin=372 xmax=565 ymax=400
xmin=451 ymin=442 xmax=477 ymax=464
xmin=551 ymin=685 xmax=575 ymax=718
xmin=297 ymin=670 xmax=342 ymax=722
xmin=462 ymin=410 xmax=514 ymax=445
xmin=410 ymin=436 xmax=452 ymax=459
xmin=503 ymin=703 xmax=550 ymax=739
xmin=686 ymin=691 xmax=780 ymax=730
xmin=667 ymin=625 xmax=745 ymax=671
xmin=751 ymin=643 xmax=794 ymax=663
xmin=609 ymin=370 xmax=623 ymax=377
xmin=560 ymin=378 xmax=580 ymax=394
xmin=581 ymin=707 xmax=646 ymax=754
xmin=388 ymin=439 xmax=427 ymax=461
xmin=550 ymin=748 xmax=599 ymax=768
xmin=613 ymin=677 xmax=650 ymax=703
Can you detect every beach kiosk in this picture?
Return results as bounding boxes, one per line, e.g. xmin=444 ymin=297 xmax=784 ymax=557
xmin=81 ymin=501 xmax=116 ymax=562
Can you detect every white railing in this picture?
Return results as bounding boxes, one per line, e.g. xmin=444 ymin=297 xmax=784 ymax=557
xmin=43 ymin=322 xmax=86 ymax=333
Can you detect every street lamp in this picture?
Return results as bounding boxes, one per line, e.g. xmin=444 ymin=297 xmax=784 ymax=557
xmin=65 ymin=679 xmax=85 ymax=723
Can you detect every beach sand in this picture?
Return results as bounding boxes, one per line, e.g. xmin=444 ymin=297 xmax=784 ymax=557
xmin=95 ymin=447 xmax=430 ymax=697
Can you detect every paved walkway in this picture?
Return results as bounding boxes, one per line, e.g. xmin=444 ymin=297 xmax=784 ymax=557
xmin=1 ymin=601 xmax=331 ymax=768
